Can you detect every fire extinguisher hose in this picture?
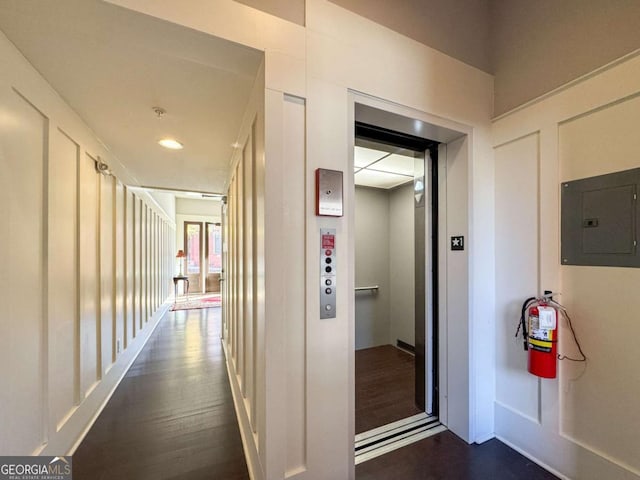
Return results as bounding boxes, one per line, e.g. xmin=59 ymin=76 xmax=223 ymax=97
xmin=517 ymin=297 xmax=537 ymax=351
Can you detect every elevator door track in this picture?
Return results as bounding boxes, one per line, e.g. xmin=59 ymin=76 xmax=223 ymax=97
xmin=354 ymin=413 xmax=446 ymax=464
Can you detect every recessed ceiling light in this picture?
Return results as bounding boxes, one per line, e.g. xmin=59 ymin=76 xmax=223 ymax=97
xmin=158 ymin=138 xmax=183 ymax=150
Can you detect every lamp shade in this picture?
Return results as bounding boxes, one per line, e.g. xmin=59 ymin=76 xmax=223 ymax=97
xmin=176 ymin=249 xmax=186 ymax=258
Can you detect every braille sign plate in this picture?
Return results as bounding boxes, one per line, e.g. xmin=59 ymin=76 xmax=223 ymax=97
xmin=451 ymin=236 xmax=464 ymax=251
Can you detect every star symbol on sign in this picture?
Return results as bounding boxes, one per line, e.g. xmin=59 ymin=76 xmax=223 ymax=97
xmin=451 ymin=236 xmax=464 ymax=250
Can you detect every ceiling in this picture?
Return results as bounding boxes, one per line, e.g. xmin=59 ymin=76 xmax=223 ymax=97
xmin=0 ymin=0 xmax=263 ymax=193
xmin=354 ymin=146 xmax=416 ymax=189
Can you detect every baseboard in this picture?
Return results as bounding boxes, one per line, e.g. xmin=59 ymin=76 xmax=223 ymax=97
xmin=496 ymin=435 xmax=570 ymax=480
xmin=474 ymin=432 xmax=496 ymax=444
xmin=396 ymin=339 xmax=415 ymax=354
xmin=40 ymin=302 xmax=170 ymax=456
xmin=222 ymin=340 xmax=263 ymax=480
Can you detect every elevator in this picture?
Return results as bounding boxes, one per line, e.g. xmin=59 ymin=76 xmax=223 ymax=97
xmin=353 ymin=120 xmax=442 ymax=463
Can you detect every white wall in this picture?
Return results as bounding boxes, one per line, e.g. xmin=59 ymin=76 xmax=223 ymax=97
xmin=302 ymin=0 xmax=492 ymax=468
xmin=493 ymin=51 xmax=640 ymax=479
xmin=175 ymin=197 xmax=221 ymax=217
xmin=149 ymin=190 xmax=176 ymax=220
xmin=389 ymin=182 xmax=416 ymax=347
xmin=105 ymin=1 xmax=495 ymax=478
xmin=355 ymin=186 xmax=390 ymax=350
xmin=307 ymin=1 xmax=493 ymax=454
xmin=0 ymin=31 xmax=175 ymax=456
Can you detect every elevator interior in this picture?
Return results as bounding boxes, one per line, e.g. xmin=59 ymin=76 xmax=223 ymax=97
xmin=354 ymin=123 xmax=440 ymax=455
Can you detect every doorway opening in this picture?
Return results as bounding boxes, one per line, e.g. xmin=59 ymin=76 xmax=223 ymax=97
xmin=354 ymin=123 xmax=443 ymax=463
xmin=181 ymin=220 xmax=223 ymax=294
xmin=184 ymin=221 xmax=204 ymax=292
xmin=350 ymin=97 xmax=473 ymax=462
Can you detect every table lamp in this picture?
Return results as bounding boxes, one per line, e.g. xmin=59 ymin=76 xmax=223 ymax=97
xmin=176 ymin=249 xmax=186 ymax=276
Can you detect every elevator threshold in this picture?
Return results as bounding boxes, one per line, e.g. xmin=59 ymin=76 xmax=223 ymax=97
xmin=355 ymin=413 xmax=446 ymax=465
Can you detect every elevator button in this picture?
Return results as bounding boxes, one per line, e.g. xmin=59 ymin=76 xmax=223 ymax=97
xmin=325 ymin=279 xmax=332 ymax=286
xmin=325 ymin=257 xmax=332 ymax=264
xmin=325 ymin=288 xmax=332 ymax=294
xmin=325 ymin=304 xmax=332 ymax=311
xmin=325 ymin=249 xmax=332 ymax=256
xmin=325 ymin=266 xmax=332 ymax=273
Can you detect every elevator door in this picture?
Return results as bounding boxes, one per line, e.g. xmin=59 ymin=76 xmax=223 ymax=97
xmin=354 ymin=130 xmax=438 ymax=436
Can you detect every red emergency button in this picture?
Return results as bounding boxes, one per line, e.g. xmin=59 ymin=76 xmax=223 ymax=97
xmin=325 ymin=249 xmax=332 ymax=256
xmin=322 ymin=234 xmax=335 ymax=249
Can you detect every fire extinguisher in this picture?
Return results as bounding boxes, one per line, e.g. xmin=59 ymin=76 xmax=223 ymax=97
xmin=518 ymin=295 xmax=558 ymax=378
xmin=526 ymin=302 xmax=558 ymax=378
xmin=516 ymin=292 xmax=586 ymax=379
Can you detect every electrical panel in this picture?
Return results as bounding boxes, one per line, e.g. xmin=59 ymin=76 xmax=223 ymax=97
xmin=561 ymin=168 xmax=640 ymax=267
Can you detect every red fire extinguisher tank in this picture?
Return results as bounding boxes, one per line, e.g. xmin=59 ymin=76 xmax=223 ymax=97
xmin=527 ymin=305 xmax=558 ymax=378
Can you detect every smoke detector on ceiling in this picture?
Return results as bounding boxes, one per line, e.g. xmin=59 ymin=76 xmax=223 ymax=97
xmin=152 ymin=106 xmax=166 ymax=118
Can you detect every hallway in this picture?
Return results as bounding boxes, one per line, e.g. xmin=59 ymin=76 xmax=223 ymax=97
xmin=72 ymin=307 xmax=249 ymax=480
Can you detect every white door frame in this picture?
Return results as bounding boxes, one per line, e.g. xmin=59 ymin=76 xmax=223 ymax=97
xmin=347 ymin=90 xmax=474 ymax=444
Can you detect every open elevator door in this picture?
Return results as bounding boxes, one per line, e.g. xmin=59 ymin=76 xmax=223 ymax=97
xmin=354 ymin=121 xmax=444 ymax=463
xmin=355 ymin=122 xmax=438 ymax=413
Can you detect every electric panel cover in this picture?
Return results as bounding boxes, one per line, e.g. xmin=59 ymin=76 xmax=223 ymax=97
xmin=561 ymin=168 xmax=640 ymax=267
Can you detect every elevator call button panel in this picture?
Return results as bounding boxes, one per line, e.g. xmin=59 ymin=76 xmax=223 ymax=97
xmin=320 ymin=228 xmax=337 ymax=319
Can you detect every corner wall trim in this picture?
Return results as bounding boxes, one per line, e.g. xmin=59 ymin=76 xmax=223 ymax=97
xmin=474 ymin=432 xmax=496 ymax=444
xmin=223 ymin=340 xmax=262 ymax=480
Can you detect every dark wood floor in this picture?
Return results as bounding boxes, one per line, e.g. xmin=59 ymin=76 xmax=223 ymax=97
xmin=356 ymin=430 xmax=558 ymax=480
xmin=356 ymin=345 xmax=422 ymax=434
xmin=72 ymin=307 xmax=249 ymax=480
xmin=72 ymin=313 xmax=558 ymax=480
xmin=355 ymin=345 xmax=557 ymax=479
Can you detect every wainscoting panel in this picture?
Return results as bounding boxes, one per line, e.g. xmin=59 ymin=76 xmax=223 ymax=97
xmin=80 ymin=153 xmax=100 ymax=399
xmin=49 ymin=128 xmax=80 ymax=433
xmin=0 ymin=85 xmax=47 ymax=455
xmin=494 ymin=133 xmax=540 ymax=424
xmin=115 ymin=181 xmax=126 ymax=359
xmin=0 ymin=31 xmax=176 ymax=456
xmin=100 ymin=174 xmax=114 ymax=375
